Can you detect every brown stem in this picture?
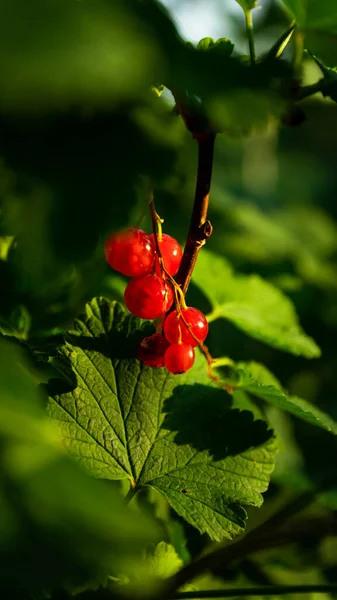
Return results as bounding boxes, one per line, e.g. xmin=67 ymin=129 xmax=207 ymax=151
xmin=175 ymin=584 xmax=337 ymax=599
xmin=160 ymin=517 xmax=337 ymax=600
xmin=175 ymin=134 xmax=216 ymax=295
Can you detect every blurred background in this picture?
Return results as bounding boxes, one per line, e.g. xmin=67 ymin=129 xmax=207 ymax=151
xmin=1 ymin=0 xmax=337 ymax=596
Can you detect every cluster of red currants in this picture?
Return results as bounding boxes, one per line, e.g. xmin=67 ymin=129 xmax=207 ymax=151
xmin=104 ymin=227 xmax=208 ymax=374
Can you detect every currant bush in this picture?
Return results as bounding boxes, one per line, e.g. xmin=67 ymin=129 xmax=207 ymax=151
xmin=105 ymin=226 xmax=202 ymax=374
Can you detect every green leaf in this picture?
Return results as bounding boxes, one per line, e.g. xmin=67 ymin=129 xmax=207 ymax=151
xmin=146 ymin=542 xmax=183 ymax=579
xmin=120 ymin=541 xmax=197 ymax=596
xmin=280 ymin=0 xmax=337 ymax=32
xmin=193 ymin=250 xmax=320 ymax=358
xmin=0 ymin=235 xmax=13 ymax=260
xmin=197 ymin=37 xmax=215 ymax=51
xmin=308 ymin=52 xmax=337 ymax=102
xmin=215 ymin=200 xmax=337 ymax=292
xmin=235 ymin=0 xmax=259 ymax=12
xmin=0 ymin=337 xmax=158 ymax=595
xmin=46 ymin=298 xmax=277 ymax=542
xmin=240 ymin=361 xmax=283 ymax=389
xmin=235 ymin=362 xmax=337 ymax=435
xmin=209 ymin=88 xmax=285 ymax=135
xmin=197 ymin=38 xmax=234 ymax=57
xmin=211 ymin=38 xmax=235 ymax=58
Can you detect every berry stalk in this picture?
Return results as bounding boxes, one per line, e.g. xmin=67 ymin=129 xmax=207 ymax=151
xmin=149 ymin=191 xmax=164 ymax=245
xmin=175 ymin=134 xmax=215 ymax=295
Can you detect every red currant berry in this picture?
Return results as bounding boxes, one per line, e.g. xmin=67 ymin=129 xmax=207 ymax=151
xmin=164 ymin=307 xmax=208 ymax=347
xmin=104 ymin=228 xmax=155 ymax=277
xmin=164 ymin=343 xmax=195 ymax=374
xmin=124 ymin=274 xmax=174 ymax=320
xmin=150 ymin=233 xmax=182 ymax=276
xmin=137 ymin=333 xmax=170 ymax=368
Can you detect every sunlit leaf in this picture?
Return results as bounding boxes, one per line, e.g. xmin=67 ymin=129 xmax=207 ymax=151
xmin=46 ymin=298 xmax=277 ymax=542
xmin=197 ymin=38 xmax=215 ymax=51
xmin=236 ymin=362 xmax=337 ymax=434
xmin=193 ymin=250 xmax=320 ymax=358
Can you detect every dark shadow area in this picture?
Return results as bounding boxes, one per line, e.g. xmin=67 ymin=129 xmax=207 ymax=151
xmin=65 ymin=329 xmax=144 ymax=360
xmin=44 ymin=311 xmax=154 ymax=397
xmin=63 ymin=300 xmax=154 ymax=360
xmin=44 ymin=324 xmax=271 ymax=464
xmin=162 ymin=383 xmax=273 ymax=460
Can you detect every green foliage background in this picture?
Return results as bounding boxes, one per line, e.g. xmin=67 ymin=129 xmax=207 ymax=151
xmin=1 ymin=0 xmax=337 ymax=598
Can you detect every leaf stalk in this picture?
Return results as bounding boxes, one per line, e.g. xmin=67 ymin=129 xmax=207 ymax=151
xmin=124 ymin=485 xmax=138 ymax=505
xmin=245 ymin=9 xmax=256 ymax=65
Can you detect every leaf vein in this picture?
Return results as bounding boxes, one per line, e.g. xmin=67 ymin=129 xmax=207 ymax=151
xmin=49 ymin=398 xmax=129 ymax=475
xmin=72 ymin=348 xmax=126 ymax=449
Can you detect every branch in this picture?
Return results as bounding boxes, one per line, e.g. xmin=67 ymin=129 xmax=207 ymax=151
xmin=241 ymin=483 xmax=328 ymax=540
xmin=175 ymin=584 xmax=337 ymax=599
xmin=175 ymin=134 xmax=215 ymax=295
xmin=160 ymin=517 xmax=337 ymax=599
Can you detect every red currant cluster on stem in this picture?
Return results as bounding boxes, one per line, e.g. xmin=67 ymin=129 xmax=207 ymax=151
xmin=104 ymin=225 xmax=208 ymax=374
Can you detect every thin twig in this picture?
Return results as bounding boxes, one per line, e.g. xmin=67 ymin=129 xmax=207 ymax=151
xmin=175 ymin=134 xmax=215 ymax=295
xmin=160 ymin=517 xmax=337 ymax=599
xmin=174 ymin=584 xmax=337 ymax=599
xmin=244 ymin=485 xmax=327 ymax=541
xmin=61 ymin=582 xmax=337 ymax=600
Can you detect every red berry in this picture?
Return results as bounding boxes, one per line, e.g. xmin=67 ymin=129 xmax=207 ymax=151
xmin=137 ymin=333 xmax=170 ymax=367
xmin=124 ymin=274 xmax=174 ymax=320
xmin=164 ymin=343 xmax=195 ymax=374
xmin=164 ymin=307 xmax=208 ymax=347
xmin=150 ymin=233 xmax=182 ymax=276
xmin=104 ymin=228 xmax=155 ymax=277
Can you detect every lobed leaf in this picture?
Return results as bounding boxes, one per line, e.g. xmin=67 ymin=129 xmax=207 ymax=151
xmin=192 ymin=250 xmax=321 ymax=358
xmin=147 ymin=542 xmax=183 ymax=579
xmin=46 ymin=298 xmax=277 ymax=541
xmin=234 ymin=362 xmax=337 ymax=435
